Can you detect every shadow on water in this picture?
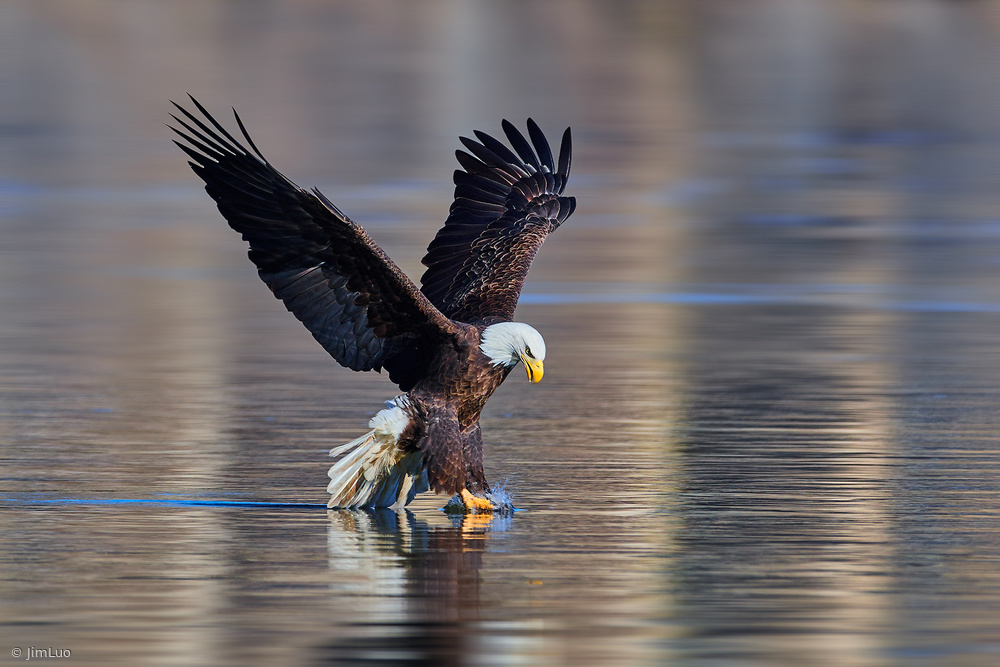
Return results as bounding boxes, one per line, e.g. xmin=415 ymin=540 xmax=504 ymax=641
xmin=321 ymin=509 xmax=508 ymax=666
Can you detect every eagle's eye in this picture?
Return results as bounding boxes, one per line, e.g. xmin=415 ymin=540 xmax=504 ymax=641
xmin=524 ymin=346 xmax=533 ymax=358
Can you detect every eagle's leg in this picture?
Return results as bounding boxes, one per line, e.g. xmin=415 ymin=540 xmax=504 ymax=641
xmin=461 ymin=422 xmax=491 ymax=493
xmin=460 ymin=488 xmax=495 ymax=513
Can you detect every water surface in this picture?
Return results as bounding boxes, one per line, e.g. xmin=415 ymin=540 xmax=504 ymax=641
xmin=4 ymin=2 xmax=1000 ymax=665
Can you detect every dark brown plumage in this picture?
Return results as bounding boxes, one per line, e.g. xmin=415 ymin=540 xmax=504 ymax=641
xmin=170 ymin=96 xmax=574 ymax=510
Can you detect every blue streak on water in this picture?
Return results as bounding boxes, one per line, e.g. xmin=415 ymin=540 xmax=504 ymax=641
xmin=519 ymin=291 xmax=1000 ymax=313
xmin=1 ymin=496 xmax=328 ymax=510
xmin=519 ymin=292 xmax=780 ymax=306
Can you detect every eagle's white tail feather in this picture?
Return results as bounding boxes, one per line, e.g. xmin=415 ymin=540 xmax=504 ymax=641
xmin=327 ymin=396 xmax=428 ymax=509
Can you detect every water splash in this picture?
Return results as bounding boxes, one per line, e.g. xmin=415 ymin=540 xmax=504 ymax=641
xmin=441 ymin=479 xmax=517 ymax=515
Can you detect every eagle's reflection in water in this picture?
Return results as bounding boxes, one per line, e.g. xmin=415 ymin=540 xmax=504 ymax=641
xmin=321 ymin=509 xmax=515 ymax=665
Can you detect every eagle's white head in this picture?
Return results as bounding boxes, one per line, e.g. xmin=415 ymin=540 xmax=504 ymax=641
xmin=479 ymin=322 xmax=546 ymax=383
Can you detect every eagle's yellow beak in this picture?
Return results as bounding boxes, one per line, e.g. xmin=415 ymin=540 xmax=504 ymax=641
xmin=521 ymin=355 xmax=544 ymax=383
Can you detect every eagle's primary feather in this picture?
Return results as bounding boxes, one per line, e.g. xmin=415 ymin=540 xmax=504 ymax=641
xmin=170 ymin=96 xmax=575 ymax=510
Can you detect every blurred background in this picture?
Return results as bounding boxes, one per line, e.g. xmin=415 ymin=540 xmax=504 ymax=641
xmin=3 ymin=1 xmax=1000 ymax=665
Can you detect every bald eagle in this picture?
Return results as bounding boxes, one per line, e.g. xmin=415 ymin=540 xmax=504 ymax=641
xmin=170 ymin=97 xmax=575 ymax=512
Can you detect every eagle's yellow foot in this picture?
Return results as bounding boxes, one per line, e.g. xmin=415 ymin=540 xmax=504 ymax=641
xmin=460 ymin=488 xmax=495 ymax=513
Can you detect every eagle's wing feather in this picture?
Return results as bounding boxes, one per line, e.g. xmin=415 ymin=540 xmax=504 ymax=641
xmin=170 ymin=96 xmax=457 ymax=391
xmin=420 ymin=119 xmax=576 ymax=323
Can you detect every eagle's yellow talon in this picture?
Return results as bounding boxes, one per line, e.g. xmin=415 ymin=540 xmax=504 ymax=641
xmin=460 ymin=489 xmax=495 ymax=513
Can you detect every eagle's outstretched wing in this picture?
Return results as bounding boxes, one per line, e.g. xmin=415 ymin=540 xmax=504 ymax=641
xmin=419 ymin=119 xmax=576 ymax=323
xmin=170 ymin=96 xmax=458 ymax=392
